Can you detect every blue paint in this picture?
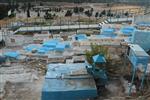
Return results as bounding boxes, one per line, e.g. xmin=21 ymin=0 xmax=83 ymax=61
xmin=127 ymin=44 xmax=150 ymax=95
xmin=92 ymin=54 xmax=106 ymax=63
xmin=42 ymin=63 xmax=97 ymax=100
xmin=131 ymin=30 xmax=150 ymax=51
xmin=128 ymin=44 xmax=149 ymax=68
xmin=42 ymin=87 xmax=97 ymax=100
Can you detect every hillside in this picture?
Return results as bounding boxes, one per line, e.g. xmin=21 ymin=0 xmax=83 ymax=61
xmin=0 ymin=0 xmax=149 ymax=4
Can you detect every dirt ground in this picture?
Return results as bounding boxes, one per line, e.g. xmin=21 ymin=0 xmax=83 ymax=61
xmin=2 ymin=76 xmax=44 ymax=100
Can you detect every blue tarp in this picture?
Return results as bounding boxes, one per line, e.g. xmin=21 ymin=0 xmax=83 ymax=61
xmin=121 ymin=26 xmax=135 ymax=36
xmin=37 ymin=49 xmax=46 ymax=54
xmin=24 ymin=44 xmax=40 ymax=52
xmin=62 ymin=41 xmax=71 ymax=48
xmin=75 ymin=34 xmax=87 ymax=41
xmin=97 ymin=34 xmax=117 ymax=38
xmin=55 ymin=44 xmax=65 ymax=51
xmin=37 ymin=46 xmax=55 ymax=54
xmin=136 ymin=22 xmax=150 ymax=27
xmin=92 ymin=54 xmax=106 ymax=63
xmin=101 ymin=28 xmax=115 ymax=34
xmin=4 ymin=51 xmax=20 ymax=59
xmin=43 ymin=39 xmax=59 ymax=47
xmin=100 ymin=28 xmax=117 ymax=38
xmin=43 ymin=42 xmax=57 ymax=47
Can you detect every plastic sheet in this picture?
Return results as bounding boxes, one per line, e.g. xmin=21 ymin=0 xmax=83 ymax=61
xmin=75 ymin=34 xmax=87 ymax=41
xmin=4 ymin=51 xmax=20 ymax=59
xmin=43 ymin=39 xmax=59 ymax=47
xmin=55 ymin=44 xmax=65 ymax=51
xmin=24 ymin=44 xmax=40 ymax=52
xmin=121 ymin=26 xmax=135 ymax=36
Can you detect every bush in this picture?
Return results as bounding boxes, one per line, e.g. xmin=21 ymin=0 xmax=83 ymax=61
xmin=0 ymin=5 xmax=10 ymax=19
xmin=65 ymin=10 xmax=72 ymax=17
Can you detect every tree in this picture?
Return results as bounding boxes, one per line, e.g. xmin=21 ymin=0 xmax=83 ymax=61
xmin=58 ymin=8 xmax=61 ymax=12
xmin=21 ymin=3 xmax=27 ymax=12
xmin=79 ymin=7 xmax=84 ymax=12
xmin=85 ymin=10 xmax=92 ymax=17
xmin=101 ymin=10 xmax=106 ymax=15
xmin=73 ymin=7 xmax=79 ymax=13
xmin=90 ymin=8 xmax=94 ymax=12
xmin=74 ymin=0 xmax=83 ymax=4
xmin=124 ymin=11 xmax=129 ymax=17
xmin=37 ymin=11 xmax=40 ymax=17
xmin=27 ymin=2 xmax=31 ymax=10
xmin=53 ymin=13 xmax=56 ymax=17
xmin=40 ymin=2 xmax=43 ymax=6
xmin=0 ymin=5 xmax=10 ymax=19
xmin=95 ymin=12 xmax=99 ymax=18
xmin=65 ymin=10 xmax=72 ymax=17
xmin=107 ymin=10 xmax=113 ymax=17
xmin=74 ymin=7 xmax=84 ymax=13
xmin=85 ymin=44 xmax=108 ymax=64
xmin=13 ymin=2 xmax=19 ymax=11
xmin=45 ymin=10 xmax=48 ymax=16
xmin=107 ymin=3 xmax=110 ymax=7
xmin=116 ymin=15 xmax=120 ymax=18
xmin=27 ymin=9 xmax=30 ymax=17
xmin=99 ymin=13 xmax=102 ymax=17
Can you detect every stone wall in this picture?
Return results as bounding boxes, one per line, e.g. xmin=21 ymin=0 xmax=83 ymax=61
xmin=134 ymin=14 xmax=150 ymax=24
xmin=5 ymin=35 xmax=33 ymax=47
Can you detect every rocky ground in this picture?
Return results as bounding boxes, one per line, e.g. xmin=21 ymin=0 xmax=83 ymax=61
xmin=0 ymin=62 xmax=45 ymax=100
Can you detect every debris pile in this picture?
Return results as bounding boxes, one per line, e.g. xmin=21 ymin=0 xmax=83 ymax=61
xmin=25 ymin=60 xmax=47 ymax=75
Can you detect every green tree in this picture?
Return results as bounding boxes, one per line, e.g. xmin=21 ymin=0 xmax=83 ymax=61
xmin=79 ymin=7 xmax=84 ymax=12
xmin=37 ymin=11 xmax=40 ymax=17
xmin=65 ymin=10 xmax=72 ymax=17
xmin=95 ymin=12 xmax=99 ymax=18
xmin=124 ymin=11 xmax=129 ymax=17
xmin=27 ymin=9 xmax=30 ymax=17
xmin=73 ymin=7 xmax=79 ymax=13
xmin=101 ymin=10 xmax=106 ymax=15
xmin=0 ymin=5 xmax=10 ymax=19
